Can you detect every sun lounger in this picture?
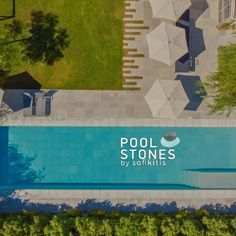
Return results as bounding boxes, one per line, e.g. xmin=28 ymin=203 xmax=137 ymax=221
xmin=35 ymin=92 xmax=52 ymax=116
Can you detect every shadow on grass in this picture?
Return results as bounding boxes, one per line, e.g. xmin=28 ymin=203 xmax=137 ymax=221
xmin=0 ymin=72 xmax=42 ymax=113
xmin=0 ymin=16 xmax=13 ymax=21
xmin=13 ymin=0 xmax=16 ymax=17
xmin=0 ymin=71 xmax=41 ymax=90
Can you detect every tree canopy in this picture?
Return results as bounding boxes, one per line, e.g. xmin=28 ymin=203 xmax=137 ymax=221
xmin=0 ymin=210 xmax=236 ymax=236
xmin=201 ymin=44 xmax=236 ymax=116
xmin=4 ymin=20 xmax=23 ymax=38
xmin=0 ymin=30 xmax=18 ymax=76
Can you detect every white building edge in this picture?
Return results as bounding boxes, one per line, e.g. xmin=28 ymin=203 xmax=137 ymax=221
xmin=218 ymin=0 xmax=236 ymax=28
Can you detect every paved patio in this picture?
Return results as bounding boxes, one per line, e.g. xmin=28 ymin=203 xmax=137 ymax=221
xmin=1 ymin=0 xmax=236 ymax=210
xmin=0 ymin=0 xmax=236 ymax=125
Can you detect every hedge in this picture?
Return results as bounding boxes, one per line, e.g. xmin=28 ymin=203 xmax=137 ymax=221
xmin=0 ymin=210 xmax=236 ymax=235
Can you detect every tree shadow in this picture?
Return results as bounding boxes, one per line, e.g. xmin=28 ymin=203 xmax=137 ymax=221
xmin=1 ymin=196 xmax=236 ymax=214
xmin=0 ymin=191 xmax=70 ymax=213
xmin=0 ymin=127 xmax=45 ymax=186
xmin=176 ymin=74 xmax=207 ymax=111
xmin=201 ymin=203 xmax=236 ymax=213
xmin=77 ymin=199 xmax=180 ymax=213
xmin=6 ymin=145 xmax=45 ymax=185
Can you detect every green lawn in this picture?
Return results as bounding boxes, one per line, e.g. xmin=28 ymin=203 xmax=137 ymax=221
xmin=0 ymin=0 xmax=124 ymax=90
xmin=0 ymin=0 xmax=12 ymax=16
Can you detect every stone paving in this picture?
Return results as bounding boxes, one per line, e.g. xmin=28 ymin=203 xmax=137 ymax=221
xmin=0 ymin=0 xmax=236 ymax=125
xmin=1 ymin=0 xmax=236 ymax=210
xmin=0 ymin=190 xmax=236 ymax=212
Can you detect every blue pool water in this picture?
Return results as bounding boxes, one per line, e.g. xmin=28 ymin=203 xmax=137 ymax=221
xmin=0 ymin=126 xmax=236 ymax=189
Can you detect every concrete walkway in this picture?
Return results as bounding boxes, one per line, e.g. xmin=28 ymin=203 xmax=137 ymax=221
xmin=1 ymin=89 xmax=236 ymax=127
xmin=0 ymin=190 xmax=236 ymax=213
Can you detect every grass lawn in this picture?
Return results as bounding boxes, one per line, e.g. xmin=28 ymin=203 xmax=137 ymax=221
xmin=0 ymin=0 xmax=124 ymax=90
xmin=0 ymin=0 xmax=13 ymax=17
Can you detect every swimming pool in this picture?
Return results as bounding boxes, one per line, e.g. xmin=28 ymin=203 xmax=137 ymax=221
xmin=0 ymin=126 xmax=236 ymax=190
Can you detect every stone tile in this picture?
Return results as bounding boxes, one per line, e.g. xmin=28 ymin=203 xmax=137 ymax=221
xmin=0 ymin=0 xmax=236 ymax=127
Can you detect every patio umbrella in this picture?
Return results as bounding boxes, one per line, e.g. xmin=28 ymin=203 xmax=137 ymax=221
xmin=149 ymin=0 xmax=191 ymax=21
xmin=145 ymin=80 xmax=189 ymax=118
xmin=146 ymin=22 xmax=188 ymax=65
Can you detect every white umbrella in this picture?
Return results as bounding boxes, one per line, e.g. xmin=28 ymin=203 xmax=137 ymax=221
xmin=149 ymin=0 xmax=191 ymax=21
xmin=145 ymin=80 xmax=189 ymax=118
xmin=146 ymin=22 xmax=188 ymax=65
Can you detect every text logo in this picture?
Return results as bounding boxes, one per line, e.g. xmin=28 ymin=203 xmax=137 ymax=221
xmin=120 ymin=132 xmax=180 ymax=168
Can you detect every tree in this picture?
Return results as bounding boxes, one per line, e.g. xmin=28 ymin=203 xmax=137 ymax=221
xmin=4 ymin=20 xmax=23 ymax=38
xmin=1 ymin=211 xmax=236 ymax=236
xmin=140 ymin=215 xmax=158 ymax=236
xmin=43 ymin=215 xmax=74 ymax=236
xmin=75 ymin=217 xmax=98 ymax=236
xmin=114 ymin=214 xmax=157 ymax=236
xmin=0 ymin=30 xmax=17 ymax=76
xmin=202 ymin=216 xmax=231 ymax=236
xmin=180 ymin=219 xmax=203 ymax=236
xmin=200 ymin=44 xmax=236 ymax=116
xmin=0 ymin=216 xmax=30 ymax=236
xmin=29 ymin=214 xmax=50 ymax=236
xmin=75 ymin=217 xmax=114 ymax=236
xmin=22 ymin=10 xmax=70 ymax=65
xmin=100 ymin=219 xmax=113 ymax=236
xmin=160 ymin=217 xmax=181 ymax=236
xmin=230 ymin=217 xmax=236 ymax=234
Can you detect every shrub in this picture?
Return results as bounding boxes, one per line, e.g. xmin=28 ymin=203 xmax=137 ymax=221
xmin=0 ymin=210 xmax=235 ymax=235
